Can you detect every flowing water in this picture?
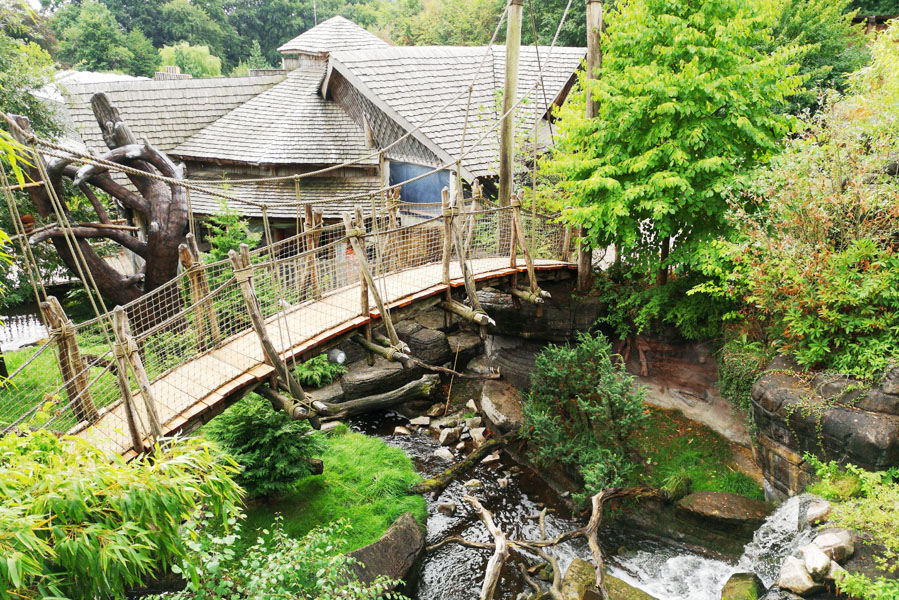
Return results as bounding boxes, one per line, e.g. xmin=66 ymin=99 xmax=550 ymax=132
xmin=0 ymin=304 xmax=46 ymax=351
xmin=352 ymin=412 xmax=824 ymax=600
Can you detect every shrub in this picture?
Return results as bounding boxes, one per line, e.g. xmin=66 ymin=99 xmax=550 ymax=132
xmin=805 ymin=454 xmax=899 ymax=599
xmin=0 ymin=431 xmax=242 ymax=599
xmin=295 ymin=353 xmax=347 ymax=388
xmin=718 ymin=335 xmax=774 ymax=418
xmin=206 ymin=394 xmax=324 ymax=498
xmin=523 ymin=332 xmax=646 ymax=504
xmin=153 ymin=516 xmax=406 ymax=600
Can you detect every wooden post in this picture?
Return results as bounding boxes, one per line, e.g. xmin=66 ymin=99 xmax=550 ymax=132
xmin=355 ymin=207 xmax=374 ymax=365
xmin=441 ymin=187 xmax=455 ymax=328
xmin=41 ymin=296 xmax=99 ymax=423
xmin=112 ymin=306 xmax=163 ymax=441
xmin=499 ymin=0 xmax=523 ymax=207
xmin=229 ymin=244 xmax=307 ymax=402
xmin=448 ymin=187 xmax=491 ymax=338
xmin=303 ymin=205 xmax=322 ymax=299
xmin=510 ymin=196 xmax=538 ymax=294
xmin=579 ymin=0 xmax=603 ymax=292
xmin=179 ymin=233 xmax=220 ymax=351
xmin=341 ymin=212 xmax=402 ymax=349
xmin=561 ymin=227 xmax=572 ymax=263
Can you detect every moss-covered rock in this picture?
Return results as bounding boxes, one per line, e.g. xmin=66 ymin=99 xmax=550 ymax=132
xmin=721 ymin=571 xmax=765 ymax=600
xmin=604 ymin=574 xmax=658 ymax=600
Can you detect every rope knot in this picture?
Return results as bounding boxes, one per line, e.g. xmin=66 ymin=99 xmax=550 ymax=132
xmin=442 ymin=207 xmax=461 ymax=219
xmin=234 ymin=267 xmax=253 ymax=284
xmin=113 ymin=337 xmax=139 ymax=359
xmin=346 ymin=227 xmax=366 ymax=238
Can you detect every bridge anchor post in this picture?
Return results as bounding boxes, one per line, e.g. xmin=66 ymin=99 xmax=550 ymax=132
xmin=112 ymin=306 xmax=163 ymax=444
xmin=509 ymin=195 xmax=549 ymax=317
xmin=229 ymin=244 xmax=310 ymax=410
xmin=41 ymin=296 xmax=99 ymax=424
xmin=179 ymin=233 xmax=221 ymax=351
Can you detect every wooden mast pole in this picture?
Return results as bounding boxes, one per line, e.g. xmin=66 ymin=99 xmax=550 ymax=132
xmin=498 ymin=0 xmax=523 ymax=208
xmin=577 ymin=0 xmax=603 ymax=292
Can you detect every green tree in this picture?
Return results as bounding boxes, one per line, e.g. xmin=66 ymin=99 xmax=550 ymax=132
xmin=159 ymin=41 xmax=222 ymax=78
xmin=548 ymin=0 xmax=802 ymax=290
xmin=123 ymin=27 xmax=160 ymax=76
xmin=158 ymin=0 xmax=226 ymax=58
xmin=57 ymin=0 xmax=133 ymax=72
xmin=389 ymin=0 xmax=503 ymax=45
xmin=765 ymin=0 xmax=868 ymax=113
xmin=202 ymin=198 xmax=261 ymax=262
xmin=0 ymin=11 xmax=57 ymax=136
xmin=850 ymin=0 xmax=899 ymax=14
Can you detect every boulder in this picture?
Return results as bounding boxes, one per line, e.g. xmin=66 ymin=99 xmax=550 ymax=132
xmin=396 ymin=320 xmax=452 ymax=365
xmin=776 ymin=556 xmax=823 ymax=597
xmin=393 ymin=426 xmax=411 ymax=436
xmin=465 ymin=416 xmax=483 ymax=429
xmin=825 ymin=560 xmax=845 ymax=581
xmin=676 ymin=491 xmax=773 ymax=532
xmin=465 ymin=354 xmax=492 ymax=377
xmin=347 ymin=513 xmax=424 ymax=587
xmin=307 ymin=380 xmax=345 ymax=404
xmin=447 ymin=331 xmax=484 ymax=366
xmin=813 ymin=528 xmax=855 ymax=562
xmin=481 ymin=380 xmax=525 ymax=432
xmin=466 ymin=398 xmax=478 ymax=412
xmin=410 ymin=416 xmax=430 ymax=427
xmin=800 ymin=544 xmax=831 ymax=580
xmin=560 ymin=558 xmax=598 ymax=600
xmin=439 ymin=427 xmax=461 ymax=446
xmin=433 ymin=447 xmax=454 ymax=461
xmin=414 ymin=307 xmax=450 ymax=331
xmin=801 ymin=498 xmax=832 ymax=527
xmin=455 ymin=441 xmax=466 ymax=450
xmin=427 ymin=403 xmax=445 ymax=417
xmin=482 ymin=452 xmax=500 ymax=464
xmin=604 ymin=574 xmax=657 ymax=600
xmin=721 ymin=572 xmax=765 ymax=600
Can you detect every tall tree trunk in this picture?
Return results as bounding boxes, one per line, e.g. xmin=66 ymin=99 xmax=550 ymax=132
xmin=656 ymin=235 xmax=670 ymax=287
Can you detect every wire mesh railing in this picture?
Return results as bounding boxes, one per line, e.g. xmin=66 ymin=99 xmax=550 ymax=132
xmin=0 ymin=202 xmax=574 ymax=454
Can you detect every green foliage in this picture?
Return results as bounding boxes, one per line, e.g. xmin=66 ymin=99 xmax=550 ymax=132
xmin=158 ymin=0 xmax=226 ymax=58
xmin=764 ymin=0 xmax=868 ymax=113
xmin=206 ymin=394 xmax=325 ymax=498
xmin=241 ymin=426 xmax=426 ymax=553
xmin=717 ymin=335 xmax=774 ymax=418
xmin=805 ymin=454 xmax=899 ymax=597
xmin=295 ymin=354 xmax=347 ymax=388
xmin=153 ymin=516 xmax=407 ymax=600
xmin=0 ymin=16 xmax=57 ymax=137
xmin=634 ymin=407 xmax=763 ymax=500
xmin=850 ymin=0 xmax=899 ymax=14
xmin=383 ymin=0 xmax=503 ymax=45
xmin=523 ymin=332 xmax=646 ymax=504
xmin=56 ymin=0 xmax=159 ymax=76
xmin=159 ymin=41 xmax=222 ymax=78
xmin=203 ymin=198 xmax=261 ymax=263
xmin=547 ymin=0 xmax=801 ymax=286
xmin=0 ymin=431 xmax=242 ymax=599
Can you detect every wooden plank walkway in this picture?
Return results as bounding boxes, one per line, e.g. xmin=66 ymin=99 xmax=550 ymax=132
xmin=75 ymin=257 xmax=574 ymax=457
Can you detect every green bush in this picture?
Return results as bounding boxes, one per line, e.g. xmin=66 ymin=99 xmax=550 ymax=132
xmin=206 ymin=394 xmax=324 ymax=498
xmin=805 ymin=454 xmax=899 ymax=599
xmin=0 ymin=431 xmax=241 ymax=599
xmin=295 ymin=353 xmax=347 ymax=388
xmin=718 ymin=335 xmax=773 ymax=418
xmin=523 ymin=332 xmax=646 ymax=504
xmin=154 ymin=517 xmax=406 ymax=600
xmin=241 ymin=425 xmax=426 ymax=554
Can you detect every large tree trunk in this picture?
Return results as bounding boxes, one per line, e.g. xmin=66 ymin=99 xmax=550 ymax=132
xmin=10 ymin=93 xmax=188 ymax=327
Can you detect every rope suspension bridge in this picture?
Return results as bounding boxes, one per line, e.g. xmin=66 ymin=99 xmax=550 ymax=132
xmin=1 ymin=177 xmax=577 ymax=458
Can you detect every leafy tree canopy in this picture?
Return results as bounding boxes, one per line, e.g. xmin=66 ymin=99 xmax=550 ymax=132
xmin=547 ymin=0 xmax=803 ymax=279
xmin=159 ymin=41 xmax=222 ymax=78
xmin=850 ymin=0 xmax=899 ymax=14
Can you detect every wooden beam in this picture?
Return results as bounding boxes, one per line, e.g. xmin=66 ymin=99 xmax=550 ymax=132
xmin=112 ymin=306 xmax=163 ymax=441
xmin=499 ymin=0 xmax=524 ymax=207
xmin=41 ymin=296 xmax=99 ymax=423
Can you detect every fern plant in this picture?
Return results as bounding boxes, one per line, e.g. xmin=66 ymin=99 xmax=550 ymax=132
xmin=295 ymin=354 xmax=347 ymax=388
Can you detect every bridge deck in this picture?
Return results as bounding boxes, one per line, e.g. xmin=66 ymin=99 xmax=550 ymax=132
xmin=75 ymin=257 xmax=573 ymax=457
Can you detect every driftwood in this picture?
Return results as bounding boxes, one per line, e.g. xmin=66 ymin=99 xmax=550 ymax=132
xmin=313 ymin=374 xmax=438 ymax=421
xmin=411 ymin=436 xmax=509 ymax=496
xmin=431 ymin=486 xmax=663 ymax=600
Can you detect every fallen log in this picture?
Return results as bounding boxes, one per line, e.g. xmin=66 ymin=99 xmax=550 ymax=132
xmin=316 ymin=374 xmax=439 ymax=421
xmin=411 ymin=435 xmax=508 ymax=496
xmin=257 ymin=383 xmax=310 ymax=421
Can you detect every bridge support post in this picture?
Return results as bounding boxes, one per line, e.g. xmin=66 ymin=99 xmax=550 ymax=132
xmin=179 ymin=233 xmax=221 ymax=351
xmin=342 ymin=211 xmax=403 ymax=352
xmin=229 ymin=244 xmax=307 ymax=403
xmin=444 ymin=186 xmax=493 ymax=338
xmin=302 ymin=205 xmax=322 ymax=300
xmin=112 ymin=306 xmax=163 ymax=443
xmin=509 ymin=195 xmax=550 ymax=316
xmin=41 ymin=296 xmax=99 ymax=423
xmin=354 ymin=207 xmax=374 ymax=366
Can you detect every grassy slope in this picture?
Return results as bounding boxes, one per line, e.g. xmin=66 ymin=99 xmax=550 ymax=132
xmin=632 ymin=407 xmax=763 ymax=500
xmin=241 ymin=426 xmax=427 ymax=554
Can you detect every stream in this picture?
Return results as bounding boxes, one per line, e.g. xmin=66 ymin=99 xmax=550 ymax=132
xmin=351 ymin=411 xmax=823 ymax=600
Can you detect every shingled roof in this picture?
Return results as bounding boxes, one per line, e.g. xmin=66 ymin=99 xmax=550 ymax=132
xmin=277 ymin=15 xmax=389 ymax=56
xmin=60 ymin=74 xmax=285 ymax=153
xmin=171 ymin=64 xmax=377 ymax=166
xmin=187 ymin=176 xmax=382 ymax=219
xmin=327 ymin=45 xmax=586 ymax=178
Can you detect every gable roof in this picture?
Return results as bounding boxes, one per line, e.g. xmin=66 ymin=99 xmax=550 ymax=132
xmin=328 ymin=45 xmax=585 ymax=178
xmin=277 ymin=16 xmax=389 ymax=56
xmin=60 ymin=74 xmax=285 ymax=153
xmin=171 ymin=64 xmax=377 ymax=167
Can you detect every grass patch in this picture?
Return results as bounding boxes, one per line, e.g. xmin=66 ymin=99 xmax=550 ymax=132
xmin=632 ymin=407 xmax=763 ymax=500
xmin=241 ymin=425 xmax=427 ymax=554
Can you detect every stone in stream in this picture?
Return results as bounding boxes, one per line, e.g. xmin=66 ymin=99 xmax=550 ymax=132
xmin=481 ymin=452 xmax=500 ymax=465
xmin=427 ymin=403 xmax=445 ymax=417
xmin=466 ymin=398 xmax=478 ymax=412
xmin=481 ymin=379 xmax=525 ymax=432
xmin=498 ymin=478 xmax=509 ymax=488
xmin=455 ymin=441 xmax=466 ymax=451
xmin=462 ymin=479 xmax=482 ymax=488
xmin=777 ymin=556 xmax=823 ymax=596
xmin=720 ymin=572 xmax=765 ymax=600
xmin=464 ymin=416 xmax=482 ymax=429
xmin=801 ymin=544 xmax=831 ymax=580
xmin=470 ymin=427 xmax=487 ymax=447
xmin=604 ymin=574 xmax=659 ymax=600
xmin=812 ymin=528 xmax=855 ymax=562
xmin=436 ymin=502 xmax=456 ymax=515
xmin=824 ymin=560 xmax=845 ymax=581
xmin=801 ymin=498 xmax=832 ymax=527
xmin=676 ymin=491 xmax=773 ymax=533
xmin=393 ymin=426 xmax=411 ymax=436
xmin=433 ymin=447 xmax=454 ymax=462
xmin=439 ymin=427 xmax=461 ymax=446
xmin=409 ymin=416 xmax=430 ymax=427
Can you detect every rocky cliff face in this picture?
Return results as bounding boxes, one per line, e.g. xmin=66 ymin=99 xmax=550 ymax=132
xmin=751 ymin=358 xmax=899 ymax=499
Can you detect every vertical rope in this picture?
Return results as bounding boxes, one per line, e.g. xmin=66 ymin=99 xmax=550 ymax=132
xmin=0 ymin=164 xmax=47 ymax=307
